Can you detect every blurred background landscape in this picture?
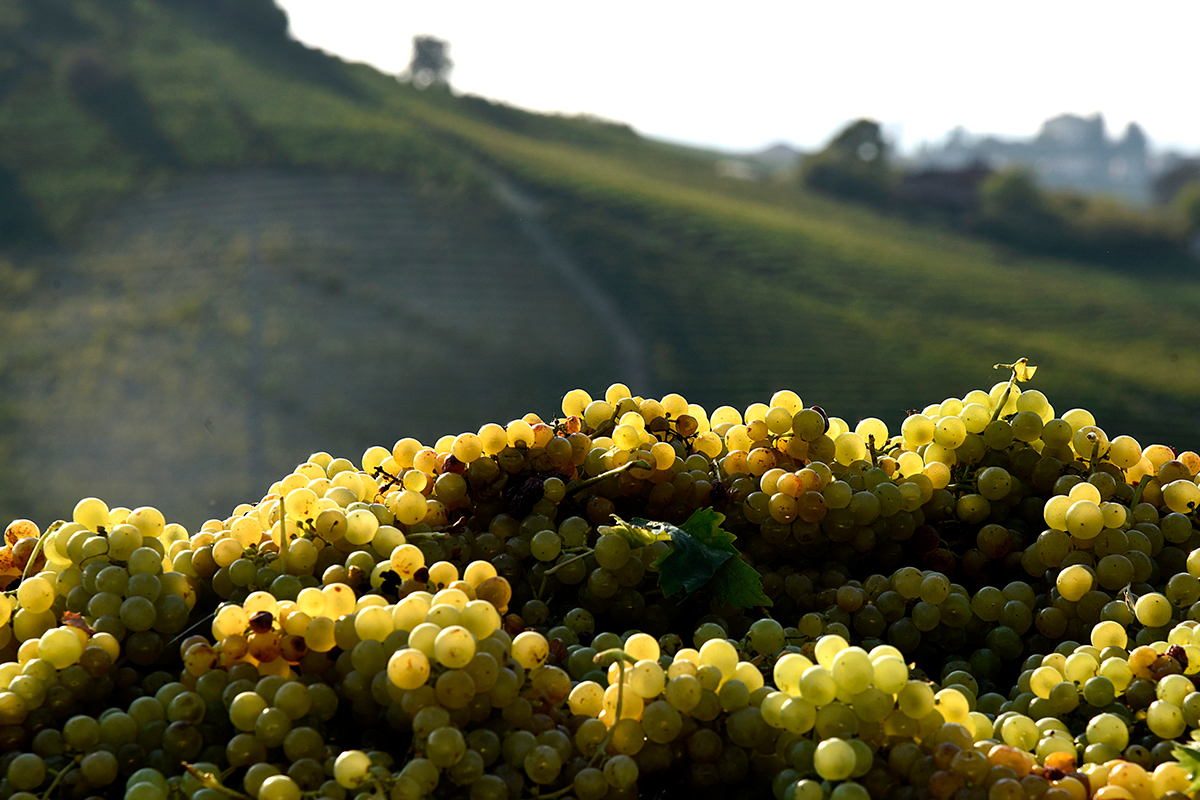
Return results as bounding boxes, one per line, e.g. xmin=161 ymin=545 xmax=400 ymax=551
xmin=2 ymin=0 xmax=1200 ymax=529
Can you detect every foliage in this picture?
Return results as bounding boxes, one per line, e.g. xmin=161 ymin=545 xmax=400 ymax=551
xmin=973 ymin=168 xmax=1070 ymax=253
xmin=4 ymin=0 xmax=1200 ymax=526
xmin=800 ymin=118 xmax=893 ymax=206
xmin=159 ymin=0 xmax=289 ymax=40
xmin=1175 ymin=181 xmax=1200 ymax=232
xmin=969 ymin=168 xmax=1192 ymax=270
xmin=1151 ymin=158 xmax=1200 ymax=206
xmin=409 ymin=35 xmax=452 ymax=89
xmin=66 ymin=51 xmax=180 ymax=166
xmin=978 ymin=168 xmax=1046 ymax=219
xmin=884 ymin=165 xmax=1196 ymax=273
xmin=610 ymin=509 xmax=772 ymax=609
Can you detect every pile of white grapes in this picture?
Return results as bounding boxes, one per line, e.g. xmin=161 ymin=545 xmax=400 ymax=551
xmin=5 ymin=367 xmax=1200 ymax=800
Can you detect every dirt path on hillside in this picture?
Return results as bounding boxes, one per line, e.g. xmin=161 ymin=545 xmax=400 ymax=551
xmin=487 ymin=172 xmax=655 ymax=395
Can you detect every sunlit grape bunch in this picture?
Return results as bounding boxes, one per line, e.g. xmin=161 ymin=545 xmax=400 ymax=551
xmin=5 ymin=362 xmax=1200 ymax=800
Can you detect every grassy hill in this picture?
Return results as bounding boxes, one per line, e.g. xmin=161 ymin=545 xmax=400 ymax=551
xmin=2 ymin=0 xmax=1199 ymax=527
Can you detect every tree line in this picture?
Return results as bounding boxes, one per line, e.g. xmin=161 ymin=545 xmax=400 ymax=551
xmin=799 ymin=120 xmax=1200 ymax=272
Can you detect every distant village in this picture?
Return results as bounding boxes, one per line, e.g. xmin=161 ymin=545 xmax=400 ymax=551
xmin=735 ymin=113 xmax=1198 ymax=208
xmin=913 ymin=114 xmax=1165 ymax=205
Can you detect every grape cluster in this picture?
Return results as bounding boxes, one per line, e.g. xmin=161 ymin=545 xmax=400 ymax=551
xmin=4 ymin=369 xmax=1200 ymax=800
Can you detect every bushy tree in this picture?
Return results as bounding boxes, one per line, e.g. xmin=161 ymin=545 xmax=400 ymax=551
xmin=800 ymin=119 xmax=892 ymax=205
xmin=978 ymin=168 xmax=1047 ymax=219
xmin=409 ymin=36 xmax=452 ymax=89
xmin=1175 ymin=181 xmax=1200 ymax=233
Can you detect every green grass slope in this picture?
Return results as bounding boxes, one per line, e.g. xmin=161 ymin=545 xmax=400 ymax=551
xmin=385 ymin=89 xmax=1200 ymax=445
xmin=1 ymin=0 xmax=1198 ymax=526
xmin=0 ymin=0 xmax=625 ymax=525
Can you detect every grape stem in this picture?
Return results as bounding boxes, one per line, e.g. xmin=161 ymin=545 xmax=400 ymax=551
xmin=372 ymin=465 xmax=402 ymax=492
xmin=989 ymin=371 xmax=1018 ymax=424
xmin=536 ymin=780 xmax=578 ymax=799
xmin=539 ymin=547 xmax=594 ymax=599
xmin=278 ymin=495 xmax=289 ymax=576
xmin=20 ymin=525 xmax=52 ymax=585
xmin=1130 ymin=473 xmax=1152 ymax=507
xmin=542 ymin=548 xmax=594 ymax=577
xmin=568 ymin=459 xmax=652 ymax=497
xmin=587 ymin=648 xmax=636 ymax=769
xmin=183 ymin=762 xmax=251 ymax=799
xmin=39 ymin=755 xmax=82 ymax=800
xmin=165 ymin=608 xmax=218 ymax=650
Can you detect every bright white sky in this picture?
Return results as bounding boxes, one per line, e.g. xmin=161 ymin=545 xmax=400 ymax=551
xmin=278 ymin=0 xmax=1199 ymax=156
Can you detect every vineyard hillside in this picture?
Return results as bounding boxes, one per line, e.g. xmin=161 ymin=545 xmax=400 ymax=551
xmin=1 ymin=0 xmax=1198 ymax=525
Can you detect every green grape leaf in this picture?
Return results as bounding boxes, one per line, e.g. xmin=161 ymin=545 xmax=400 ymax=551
xmin=630 ymin=508 xmax=772 ymax=608
xmin=607 ymin=517 xmax=673 ymax=547
xmin=675 ymin=507 xmax=739 ymax=553
xmin=993 ymin=357 xmax=1037 ymax=382
xmin=653 ymin=526 xmax=733 ymax=596
xmin=1172 ymin=744 xmax=1200 ymax=794
xmin=710 ymin=556 xmax=775 ymax=609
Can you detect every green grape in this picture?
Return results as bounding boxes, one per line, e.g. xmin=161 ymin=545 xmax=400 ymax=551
xmin=911 ymin=601 xmax=940 ymax=632
xmin=435 ymin=669 xmax=476 ymax=709
xmin=1028 ymin=666 xmax=1060 ymax=699
xmin=258 ymin=775 xmax=301 ymax=800
xmin=445 ymin=749 xmax=484 ymax=787
xmin=1062 ymin=652 xmax=1098 ymax=685
xmin=387 ymin=648 xmax=431 ymax=690
xmin=468 ymin=774 xmax=509 ymax=800
xmin=36 ymin=627 xmax=83 ymax=669
xmin=639 ymin=698 xmax=682 ymax=744
xmin=273 ymin=683 xmax=312 ymax=720
xmin=280 ymin=727 xmax=324 ymax=763
xmin=1135 ymin=592 xmax=1172 ymax=627
xmin=227 ymin=733 xmax=267 ymax=767
xmin=573 ymin=767 xmax=608 ymax=800
xmin=829 ymin=647 xmax=872 ymax=695
xmin=1159 ymin=674 xmax=1192 ymax=706
xmin=1086 ymin=712 xmax=1129 ymax=751
xmin=63 ymin=714 xmax=101 ymax=750
xmin=255 ymin=707 xmax=291 ymax=748
xmin=1048 ymin=681 xmax=1079 ymax=713
xmin=747 ymin=617 xmax=785 ymax=655
xmin=602 ymin=754 xmax=638 ymax=789
xmin=891 ymin=567 xmax=923 ymax=599
xmin=333 ymin=750 xmax=372 ymax=789
xmin=119 ymin=596 xmax=157 ymax=631
xmin=523 ymin=744 xmax=561 ymax=784
xmin=717 ymin=678 xmax=749 ymax=712
xmin=412 ymin=705 xmax=451 ymax=739
xmin=793 ymin=779 xmax=824 ymax=800
xmin=814 ymin=702 xmax=859 ymax=739
xmin=166 ymin=690 xmax=205 ymax=724
xmin=888 ymin=618 xmax=922 ymax=653
xmin=229 ymin=692 xmax=267 ymax=732
xmin=427 ymin=726 xmax=467 ymax=769
xmin=6 ymin=753 xmax=46 ymax=792
xmin=126 ymin=782 xmax=167 ymax=800
xmin=529 ymin=530 xmax=562 ymax=562
xmin=813 ymin=737 xmax=855 ymax=781
xmin=1147 ymin=700 xmax=1186 ymax=738
xmin=434 ymin=625 xmax=476 ymax=669
xmin=798 ymin=665 xmax=837 ymax=706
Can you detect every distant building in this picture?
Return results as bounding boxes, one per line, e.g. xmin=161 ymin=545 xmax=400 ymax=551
xmin=715 ymin=142 xmax=804 ymax=181
xmin=714 ymin=159 xmax=759 ymax=181
xmin=915 ymin=113 xmax=1151 ymax=204
xmin=750 ymin=142 xmax=803 ymax=174
xmin=894 ymin=162 xmax=992 ymax=214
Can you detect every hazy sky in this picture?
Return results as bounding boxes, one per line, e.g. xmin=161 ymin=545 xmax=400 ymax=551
xmin=278 ymin=0 xmax=1199 ymax=155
